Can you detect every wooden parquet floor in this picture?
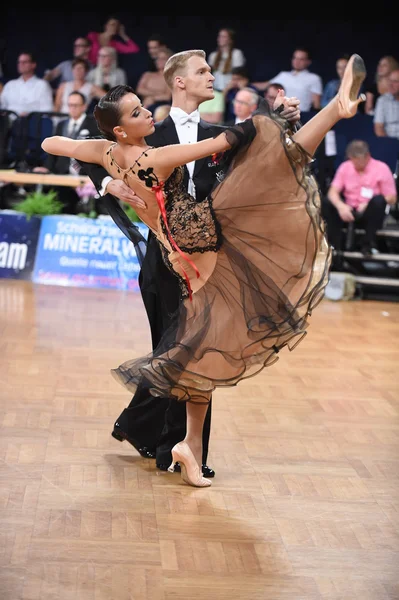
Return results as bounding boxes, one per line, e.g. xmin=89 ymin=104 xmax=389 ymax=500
xmin=0 ymin=280 xmax=398 ymax=600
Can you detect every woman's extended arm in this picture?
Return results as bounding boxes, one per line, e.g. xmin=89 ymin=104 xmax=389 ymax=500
xmin=154 ymin=131 xmax=232 ymax=176
xmin=42 ymin=137 xmax=109 ymax=167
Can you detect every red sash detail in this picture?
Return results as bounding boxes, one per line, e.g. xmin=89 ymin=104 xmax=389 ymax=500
xmin=153 ymin=183 xmax=200 ymax=301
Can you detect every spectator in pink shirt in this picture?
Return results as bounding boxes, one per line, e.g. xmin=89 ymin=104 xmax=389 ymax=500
xmin=324 ymin=139 xmax=397 ymax=256
xmin=87 ymin=16 xmax=139 ymax=65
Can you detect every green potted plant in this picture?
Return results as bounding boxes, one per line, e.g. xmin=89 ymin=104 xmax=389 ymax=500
xmin=13 ymin=189 xmax=64 ymax=220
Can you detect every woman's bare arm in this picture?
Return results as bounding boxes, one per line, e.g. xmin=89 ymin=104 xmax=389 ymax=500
xmin=154 ymin=132 xmax=231 ymax=177
xmin=42 ymin=136 xmax=110 ymax=166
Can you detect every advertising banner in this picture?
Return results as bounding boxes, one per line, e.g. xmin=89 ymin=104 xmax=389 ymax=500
xmin=33 ymin=215 xmax=148 ymax=291
xmin=0 ymin=212 xmax=41 ymax=280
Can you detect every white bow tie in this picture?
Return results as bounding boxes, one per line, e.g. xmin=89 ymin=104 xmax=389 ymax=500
xmin=178 ymin=111 xmax=200 ymax=125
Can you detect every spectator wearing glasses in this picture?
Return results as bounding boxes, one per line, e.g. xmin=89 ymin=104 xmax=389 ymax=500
xmin=374 ymin=69 xmax=399 ymax=139
xmin=86 ymin=46 xmax=127 ymax=92
xmin=0 ymin=51 xmax=53 ymax=116
xmin=44 ymin=37 xmax=93 ymax=85
xmin=225 ymin=87 xmax=260 ymax=125
xmin=223 ymin=66 xmax=259 ymax=123
xmin=33 ymin=90 xmax=100 ymax=213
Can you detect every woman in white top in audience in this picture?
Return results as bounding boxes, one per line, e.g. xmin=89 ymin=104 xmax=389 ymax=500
xmin=207 ymin=28 xmax=245 ymax=93
xmin=54 ymin=58 xmax=105 ymax=114
xmin=86 ymin=46 xmax=127 ymax=92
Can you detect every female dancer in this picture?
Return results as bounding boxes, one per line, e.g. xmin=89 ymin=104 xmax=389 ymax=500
xmin=42 ymin=53 xmax=366 ymax=488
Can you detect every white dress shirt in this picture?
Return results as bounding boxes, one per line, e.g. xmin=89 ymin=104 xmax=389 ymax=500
xmin=0 ymin=75 xmax=54 ymax=115
xmin=269 ymin=69 xmax=322 ymax=112
xmin=100 ymin=106 xmax=201 ymax=197
xmin=208 ymin=48 xmax=245 ymax=92
xmin=169 ymin=106 xmax=200 ymax=198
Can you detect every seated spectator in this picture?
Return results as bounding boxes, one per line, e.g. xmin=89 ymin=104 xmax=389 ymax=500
xmin=44 ymin=37 xmax=93 ymax=85
xmin=374 ymin=70 xmax=399 ymax=139
xmin=153 ymin=103 xmax=171 ymax=123
xmin=254 ymin=47 xmax=322 ymax=112
xmin=199 ymin=89 xmax=225 ymax=124
xmin=226 ymin=87 xmax=259 ymax=125
xmin=207 ymin=28 xmax=245 ymax=93
xmin=321 ymin=55 xmax=349 ymax=108
xmin=223 ymin=66 xmax=259 ymax=122
xmin=54 ymin=58 xmax=105 ymax=115
xmin=324 ymin=140 xmax=397 ymax=257
xmin=0 ymin=51 xmax=53 ymax=116
xmin=146 ymin=33 xmax=171 ymax=72
xmin=136 ymin=48 xmax=173 ymax=112
xmin=33 ymin=90 xmax=100 ymax=213
xmin=365 ymin=55 xmax=399 ymax=115
xmin=87 ymin=16 xmax=139 ymax=65
xmin=86 ymin=46 xmax=127 ymax=92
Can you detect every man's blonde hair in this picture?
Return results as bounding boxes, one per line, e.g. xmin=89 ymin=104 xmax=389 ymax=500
xmin=163 ymin=49 xmax=206 ymax=89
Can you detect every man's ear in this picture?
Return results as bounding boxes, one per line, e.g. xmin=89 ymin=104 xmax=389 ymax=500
xmin=175 ymin=76 xmax=185 ymax=90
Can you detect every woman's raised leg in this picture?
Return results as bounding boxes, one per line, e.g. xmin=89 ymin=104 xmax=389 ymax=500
xmin=293 ymin=54 xmax=366 ymax=157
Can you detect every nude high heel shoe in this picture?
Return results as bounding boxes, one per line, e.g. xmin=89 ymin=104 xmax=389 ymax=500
xmin=168 ymin=442 xmax=212 ymax=487
xmin=337 ymin=53 xmax=367 ymax=118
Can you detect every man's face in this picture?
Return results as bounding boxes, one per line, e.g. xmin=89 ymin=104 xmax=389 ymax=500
xmin=74 ymin=38 xmax=90 ymax=58
xmin=350 ymin=154 xmax=370 ymax=172
xmin=180 ymin=56 xmax=215 ymax=102
xmin=233 ymin=90 xmax=256 ymax=120
xmin=68 ymin=95 xmax=87 ymax=120
xmin=292 ymin=51 xmax=310 ymax=72
xmin=17 ymin=54 xmax=35 ymax=77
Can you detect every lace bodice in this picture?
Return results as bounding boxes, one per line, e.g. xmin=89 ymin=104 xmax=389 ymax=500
xmin=106 ymin=144 xmax=223 ymax=299
xmin=161 ymin=167 xmax=222 ymax=254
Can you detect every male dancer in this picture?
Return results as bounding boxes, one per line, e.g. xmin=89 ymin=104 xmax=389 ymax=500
xmin=78 ymin=50 xmax=301 ymax=476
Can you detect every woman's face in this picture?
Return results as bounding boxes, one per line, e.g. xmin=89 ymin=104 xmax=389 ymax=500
xmin=98 ymin=49 xmax=115 ymax=67
xmin=217 ymin=30 xmax=232 ymax=48
xmin=73 ymin=63 xmax=87 ymax=80
xmin=116 ymin=93 xmax=155 ymax=140
xmin=378 ymin=58 xmax=391 ymax=76
xmin=105 ymin=19 xmax=119 ymax=35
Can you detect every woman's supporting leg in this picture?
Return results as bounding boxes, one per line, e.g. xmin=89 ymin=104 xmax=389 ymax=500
xmin=168 ymin=395 xmax=212 ymax=487
xmin=293 ymin=54 xmax=366 ymax=158
xmin=184 ymin=397 xmax=210 ymax=468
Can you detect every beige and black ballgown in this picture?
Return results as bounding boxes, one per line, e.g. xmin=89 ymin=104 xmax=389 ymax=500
xmin=108 ymin=107 xmax=331 ymax=403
